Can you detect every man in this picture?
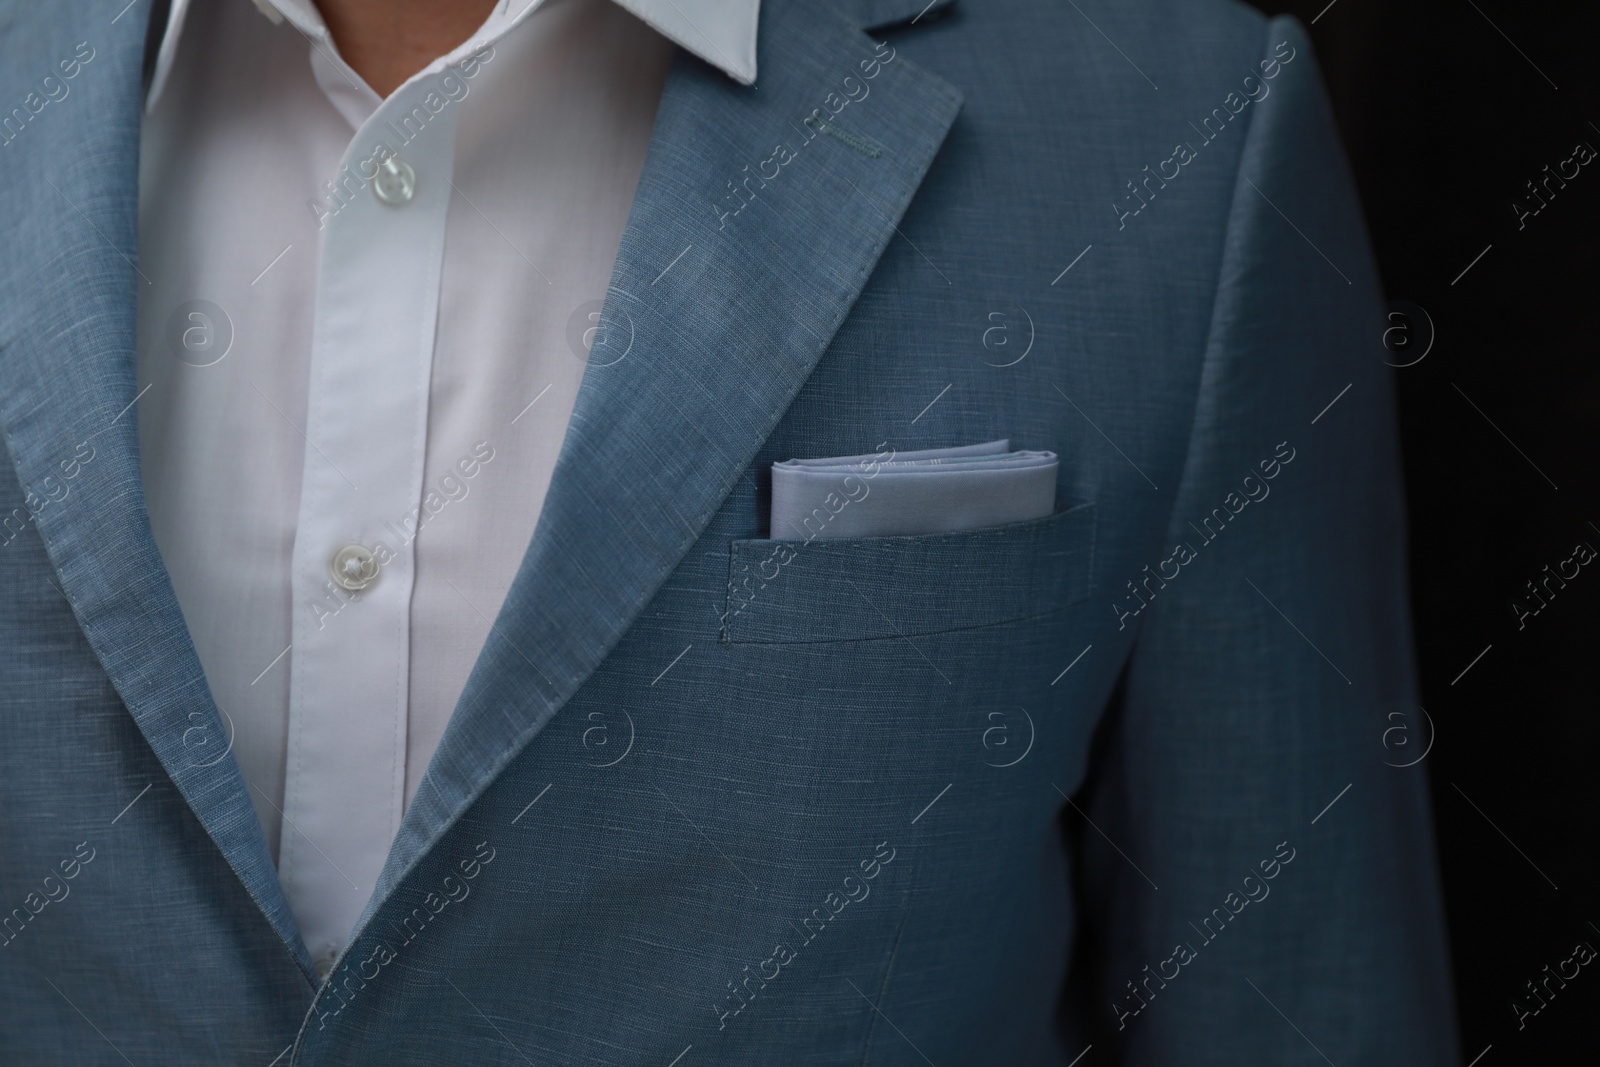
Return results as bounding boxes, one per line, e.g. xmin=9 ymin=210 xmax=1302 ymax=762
xmin=0 ymin=0 xmax=1457 ymax=1062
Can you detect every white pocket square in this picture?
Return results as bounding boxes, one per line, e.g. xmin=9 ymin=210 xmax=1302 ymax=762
xmin=770 ymin=439 xmax=1058 ymax=541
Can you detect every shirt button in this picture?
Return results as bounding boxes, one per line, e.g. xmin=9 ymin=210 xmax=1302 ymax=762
xmin=314 ymin=950 xmax=338 ymax=981
xmin=372 ymin=156 xmax=416 ymax=205
xmin=330 ymin=544 xmax=379 ymax=591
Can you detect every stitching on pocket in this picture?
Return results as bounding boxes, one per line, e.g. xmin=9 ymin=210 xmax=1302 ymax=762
xmin=723 ymin=502 xmax=1096 ymax=645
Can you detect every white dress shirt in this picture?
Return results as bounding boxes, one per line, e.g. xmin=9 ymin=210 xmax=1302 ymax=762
xmin=135 ymin=0 xmax=757 ymax=977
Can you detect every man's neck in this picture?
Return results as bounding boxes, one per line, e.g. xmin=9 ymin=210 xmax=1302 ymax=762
xmin=314 ymin=0 xmax=501 ymax=97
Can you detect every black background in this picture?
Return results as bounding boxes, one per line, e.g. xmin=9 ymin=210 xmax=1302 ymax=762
xmin=1244 ymin=0 xmax=1597 ymax=1059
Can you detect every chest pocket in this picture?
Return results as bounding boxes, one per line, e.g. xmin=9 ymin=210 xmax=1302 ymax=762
xmin=721 ymin=501 xmax=1096 ymax=644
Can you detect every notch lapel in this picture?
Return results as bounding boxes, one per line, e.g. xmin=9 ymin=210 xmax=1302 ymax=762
xmin=0 ymin=3 xmax=313 ymax=978
xmin=370 ymin=0 xmax=962 ymax=909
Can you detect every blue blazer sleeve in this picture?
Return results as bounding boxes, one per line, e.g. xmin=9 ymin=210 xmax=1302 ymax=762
xmin=1076 ymin=16 xmax=1460 ymax=1063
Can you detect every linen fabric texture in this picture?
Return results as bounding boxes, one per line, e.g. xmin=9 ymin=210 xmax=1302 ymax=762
xmin=0 ymin=0 xmax=1458 ymax=1063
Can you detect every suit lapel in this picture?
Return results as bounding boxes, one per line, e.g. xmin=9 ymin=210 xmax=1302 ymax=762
xmin=0 ymin=2 xmax=313 ymax=978
xmin=369 ymin=0 xmax=962 ymax=910
xmin=0 ymin=0 xmax=961 ymax=967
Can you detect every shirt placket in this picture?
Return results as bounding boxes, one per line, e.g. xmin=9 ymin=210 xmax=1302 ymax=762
xmin=280 ymin=68 xmax=465 ymax=977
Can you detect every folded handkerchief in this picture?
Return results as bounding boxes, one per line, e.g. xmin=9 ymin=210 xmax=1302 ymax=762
xmin=770 ymin=440 xmax=1058 ymax=541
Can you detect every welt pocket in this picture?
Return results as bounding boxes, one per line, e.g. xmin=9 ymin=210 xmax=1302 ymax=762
xmin=721 ymin=502 xmax=1097 ymax=644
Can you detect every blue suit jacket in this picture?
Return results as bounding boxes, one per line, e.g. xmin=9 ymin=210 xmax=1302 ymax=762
xmin=0 ymin=0 xmax=1457 ymax=1062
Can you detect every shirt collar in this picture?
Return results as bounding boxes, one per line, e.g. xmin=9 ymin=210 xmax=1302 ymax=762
xmin=147 ymin=0 xmax=759 ymax=110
